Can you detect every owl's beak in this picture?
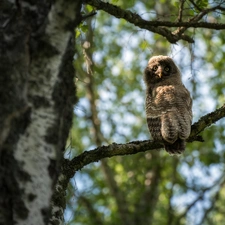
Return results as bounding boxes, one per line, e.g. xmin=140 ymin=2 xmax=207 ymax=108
xmin=157 ymin=73 xmax=162 ymax=78
xmin=156 ymin=68 xmax=163 ymax=78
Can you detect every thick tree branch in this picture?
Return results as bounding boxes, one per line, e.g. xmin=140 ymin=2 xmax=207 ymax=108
xmin=84 ymin=0 xmax=225 ymax=43
xmin=187 ymin=104 xmax=225 ymax=141
xmin=63 ymin=104 xmax=225 ymax=178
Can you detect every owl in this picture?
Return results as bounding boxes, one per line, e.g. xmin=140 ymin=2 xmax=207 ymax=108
xmin=144 ymin=55 xmax=192 ymax=154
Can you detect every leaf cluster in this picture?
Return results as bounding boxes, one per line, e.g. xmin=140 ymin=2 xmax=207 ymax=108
xmin=67 ymin=1 xmax=225 ymax=224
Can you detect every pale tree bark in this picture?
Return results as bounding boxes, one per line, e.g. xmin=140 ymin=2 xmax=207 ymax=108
xmin=0 ymin=0 xmax=82 ymax=224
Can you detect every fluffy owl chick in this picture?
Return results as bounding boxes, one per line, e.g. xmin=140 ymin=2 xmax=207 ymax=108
xmin=144 ymin=55 xmax=192 ymax=154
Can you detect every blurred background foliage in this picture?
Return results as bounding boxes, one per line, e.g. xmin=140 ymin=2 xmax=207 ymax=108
xmin=66 ymin=0 xmax=225 ymax=224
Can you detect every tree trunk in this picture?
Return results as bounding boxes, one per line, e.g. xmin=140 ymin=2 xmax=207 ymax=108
xmin=0 ymin=0 xmax=82 ymax=224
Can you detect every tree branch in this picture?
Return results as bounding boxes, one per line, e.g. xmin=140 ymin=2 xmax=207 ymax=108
xmin=78 ymin=11 xmax=132 ymax=224
xmin=78 ymin=196 xmax=104 ymax=225
xmin=173 ymin=2 xmax=225 ymax=36
xmin=189 ymin=0 xmax=202 ymax=11
xmin=84 ymin=0 xmax=225 ymax=43
xmin=166 ymin=158 xmax=179 ymax=225
xmin=177 ymin=0 xmax=186 ymax=22
xmin=81 ymin=11 xmax=97 ymax=21
xmin=135 ymin=152 xmax=162 ymax=224
xmin=63 ymin=104 xmax=225 ymax=178
xmin=175 ymin=174 xmax=225 ymax=225
xmin=187 ymin=104 xmax=225 ymax=141
xmin=197 ymin=178 xmax=225 ymax=225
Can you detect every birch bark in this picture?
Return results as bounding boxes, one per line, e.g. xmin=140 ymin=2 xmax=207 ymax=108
xmin=0 ymin=0 xmax=81 ymax=224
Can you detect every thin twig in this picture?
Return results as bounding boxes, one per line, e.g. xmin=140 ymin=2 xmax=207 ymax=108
xmin=197 ymin=178 xmax=225 ymax=225
xmin=177 ymin=0 xmax=186 ymax=22
xmin=189 ymin=0 xmax=202 ymax=11
xmin=81 ymin=11 xmax=97 ymax=21
xmin=175 ymin=174 xmax=225 ymax=225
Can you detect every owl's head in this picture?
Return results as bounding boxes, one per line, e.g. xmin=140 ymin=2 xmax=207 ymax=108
xmin=144 ymin=55 xmax=181 ymax=85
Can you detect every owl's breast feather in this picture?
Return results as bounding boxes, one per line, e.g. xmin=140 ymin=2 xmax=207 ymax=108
xmin=154 ymin=85 xmax=176 ymax=105
xmin=146 ymin=84 xmax=181 ymax=118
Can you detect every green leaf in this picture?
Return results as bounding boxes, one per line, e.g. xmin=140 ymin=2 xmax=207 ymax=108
xmin=196 ymin=0 xmax=208 ymax=9
xmin=86 ymin=4 xmax=95 ymax=12
xmin=75 ymin=29 xmax=81 ymax=38
xmin=80 ymin=24 xmax=89 ymax=33
xmin=140 ymin=40 xmax=147 ymax=50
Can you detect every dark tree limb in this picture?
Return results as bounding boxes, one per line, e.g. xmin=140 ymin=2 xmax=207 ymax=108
xmin=58 ymin=103 xmax=224 ymax=215
xmin=63 ymin=104 xmax=225 ymax=178
xmin=187 ymin=104 xmax=225 ymax=141
xmin=84 ymin=0 xmax=225 ymax=43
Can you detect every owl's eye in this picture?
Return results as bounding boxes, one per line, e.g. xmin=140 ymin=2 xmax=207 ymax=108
xmin=164 ymin=66 xmax=170 ymax=72
xmin=152 ymin=66 xmax=158 ymax=71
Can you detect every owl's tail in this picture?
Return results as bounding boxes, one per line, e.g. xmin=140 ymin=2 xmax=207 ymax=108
xmin=164 ymin=139 xmax=185 ymax=154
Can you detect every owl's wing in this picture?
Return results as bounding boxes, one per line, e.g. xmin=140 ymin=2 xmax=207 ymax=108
xmin=146 ymin=85 xmax=192 ymax=143
xmin=180 ymin=85 xmax=192 ymax=121
xmin=164 ymin=85 xmax=192 ymax=142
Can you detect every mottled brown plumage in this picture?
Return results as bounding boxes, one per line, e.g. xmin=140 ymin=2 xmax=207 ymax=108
xmin=144 ymin=55 xmax=192 ymax=154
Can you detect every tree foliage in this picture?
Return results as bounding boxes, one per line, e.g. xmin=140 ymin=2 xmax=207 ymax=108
xmin=2 ymin=0 xmax=225 ymax=224
xmin=66 ymin=0 xmax=225 ymax=225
